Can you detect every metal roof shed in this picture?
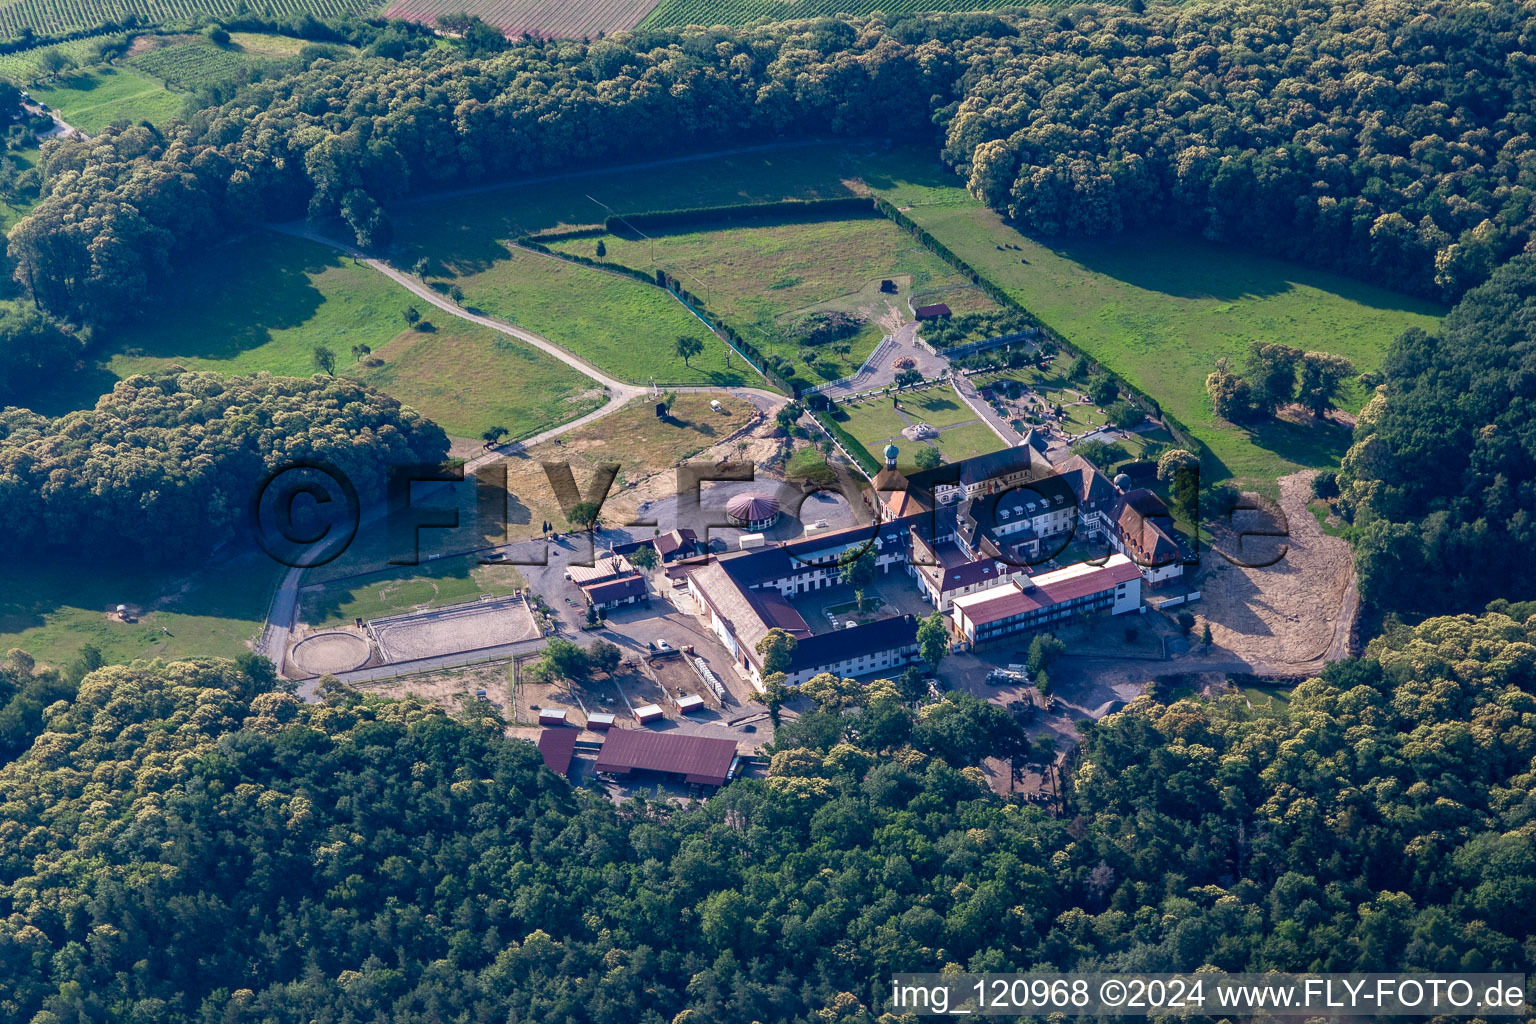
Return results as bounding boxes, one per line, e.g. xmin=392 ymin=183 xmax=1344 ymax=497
xmin=674 ymin=694 xmax=706 ymax=714
xmin=594 ymin=729 xmax=739 ymax=787
xmin=633 ymin=703 xmax=665 ymax=724
xmin=537 ymin=707 xmax=569 ymax=726
xmin=586 ymin=712 xmax=616 ymax=730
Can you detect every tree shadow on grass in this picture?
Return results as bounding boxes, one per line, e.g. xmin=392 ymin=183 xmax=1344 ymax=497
xmin=1226 ymin=413 xmax=1352 ymax=475
xmin=108 ymin=234 xmax=328 ymax=362
xmin=1021 ymin=227 xmax=1446 ymax=315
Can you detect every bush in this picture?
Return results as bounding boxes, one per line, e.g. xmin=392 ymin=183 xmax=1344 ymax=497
xmin=1312 ymin=470 xmax=1340 ymax=499
xmin=787 ymin=310 xmax=864 ymax=346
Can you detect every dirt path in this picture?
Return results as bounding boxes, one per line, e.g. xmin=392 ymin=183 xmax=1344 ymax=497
xmin=270 ymin=221 xmax=643 ymax=401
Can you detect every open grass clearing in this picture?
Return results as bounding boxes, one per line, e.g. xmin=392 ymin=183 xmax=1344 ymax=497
xmin=66 ymin=232 xmax=602 ymax=440
xmin=300 ymin=552 xmax=527 ymax=627
xmin=228 ymin=31 xmax=351 ymax=57
xmin=390 ymin=141 xmax=865 ymax=278
xmin=853 ymin=148 xmax=1445 ymax=484
xmin=929 ymin=421 xmax=1006 ymax=464
xmin=548 ymin=215 xmax=975 ymax=381
xmin=26 ymin=65 xmax=184 ymax=133
xmin=0 ymin=545 xmax=280 ymax=669
xmin=833 ymin=383 xmax=1002 ymax=469
xmin=447 ymin=246 xmax=750 ymax=386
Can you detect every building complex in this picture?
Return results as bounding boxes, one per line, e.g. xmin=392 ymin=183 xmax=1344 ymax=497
xmin=680 ymin=438 xmax=1190 ymax=691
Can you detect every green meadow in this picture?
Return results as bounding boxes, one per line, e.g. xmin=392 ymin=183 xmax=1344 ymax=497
xmin=81 ymin=232 xmax=605 ymax=440
xmin=853 ymin=148 xmax=1446 ymax=482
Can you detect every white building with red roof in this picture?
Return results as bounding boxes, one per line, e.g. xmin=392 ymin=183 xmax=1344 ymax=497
xmin=950 ymin=554 xmax=1143 ymax=646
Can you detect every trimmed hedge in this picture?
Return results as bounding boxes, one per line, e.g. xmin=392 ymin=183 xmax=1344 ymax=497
xmin=610 ymin=196 xmax=876 ymax=236
xmin=812 ymin=408 xmax=879 ymax=475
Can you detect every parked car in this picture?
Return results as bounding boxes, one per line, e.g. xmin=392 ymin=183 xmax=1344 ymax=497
xmin=656 ymin=639 xmax=672 ymax=651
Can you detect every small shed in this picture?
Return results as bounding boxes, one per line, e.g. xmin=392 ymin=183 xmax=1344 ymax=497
xmin=675 ymin=694 xmax=706 ymax=715
xmin=879 ymin=279 xmax=896 ymax=293
xmin=914 ymin=303 xmax=952 ymax=320
xmin=586 ymin=712 xmax=616 ymax=731
xmin=634 ymin=703 xmax=666 ymax=725
xmin=538 ymin=707 xmax=569 ymax=726
xmin=738 ymin=532 xmax=766 ymax=550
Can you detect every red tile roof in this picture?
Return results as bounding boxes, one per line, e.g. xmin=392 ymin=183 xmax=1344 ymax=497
xmin=595 ymin=729 xmax=738 ymax=786
xmin=956 ymin=557 xmax=1141 ymax=626
xmin=536 ymin=729 xmax=577 ymax=777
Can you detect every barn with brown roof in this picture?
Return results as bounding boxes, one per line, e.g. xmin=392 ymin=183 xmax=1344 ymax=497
xmin=595 ymin=729 xmax=740 ymax=788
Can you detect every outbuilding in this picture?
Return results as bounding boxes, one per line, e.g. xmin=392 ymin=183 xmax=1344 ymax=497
xmin=586 ymin=712 xmax=616 ymax=731
xmin=594 ymin=728 xmax=740 ymax=788
xmin=634 ymin=703 xmax=666 ymax=725
xmin=538 ymin=707 xmax=569 ymax=726
xmin=674 ymin=694 xmax=706 ymax=714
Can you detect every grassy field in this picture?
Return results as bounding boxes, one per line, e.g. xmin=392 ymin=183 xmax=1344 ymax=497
xmin=447 ymin=246 xmax=749 ymax=386
xmin=833 ymin=383 xmax=1004 ymax=470
xmin=930 ymin=421 xmax=1006 ymax=464
xmin=391 ymin=142 xmax=864 ymax=275
xmin=0 ymin=546 xmax=280 ymax=668
xmin=25 ymin=64 xmax=183 ymax=132
xmin=300 ymin=553 xmax=525 ymax=627
xmin=73 ymin=232 xmax=604 ymax=439
xmin=853 ymin=148 xmax=1445 ymax=483
xmin=548 ymin=215 xmax=976 ymax=381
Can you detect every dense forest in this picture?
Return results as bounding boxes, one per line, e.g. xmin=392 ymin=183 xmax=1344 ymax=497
xmin=1340 ymin=256 xmax=1536 ymax=617
xmin=0 ymin=370 xmax=448 ymax=557
xmin=943 ymin=0 xmax=1536 ymax=299
xmin=11 ymin=0 xmax=1536 ymax=333
xmin=0 ymin=611 xmax=1531 ymax=1022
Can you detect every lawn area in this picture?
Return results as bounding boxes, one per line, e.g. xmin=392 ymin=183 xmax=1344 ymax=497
xmin=226 ymin=32 xmax=318 ymax=57
xmin=73 ymin=232 xmax=603 ymax=440
xmin=300 ymin=553 xmax=526 ymax=627
xmin=27 ymin=65 xmax=184 ymax=133
xmin=832 ymin=383 xmax=1005 ymax=469
xmin=391 ymin=141 xmax=865 ymax=276
xmin=449 ymin=247 xmax=750 ymax=386
xmin=930 ymin=421 xmax=1007 ymax=464
xmin=853 ymin=148 xmax=1446 ymax=483
xmin=0 ymin=546 xmax=280 ymax=669
xmin=547 ymin=215 xmax=977 ymax=381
